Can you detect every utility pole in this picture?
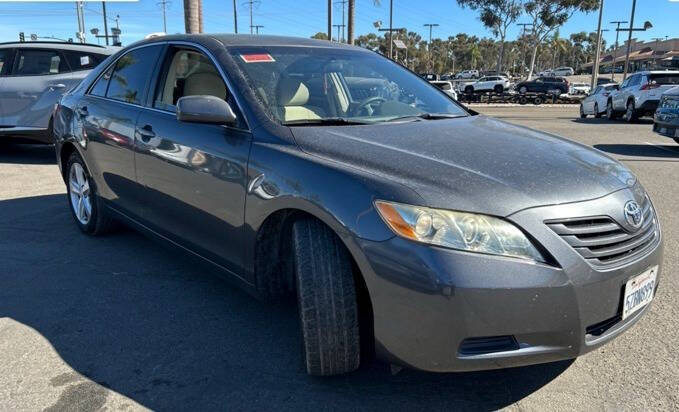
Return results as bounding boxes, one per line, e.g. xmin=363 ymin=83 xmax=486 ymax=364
xmin=183 ymin=0 xmax=200 ymax=33
xmin=610 ymin=20 xmax=628 ymax=81
xmin=591 ymin=0 xmax=604 ymax=89
xmin=102 ymin=1 xmax=109 ymax=45
xmin=347 ymin=0 xmax=355 ymax=44
xmin=252 ymin=24 xmax=263 ymax=34
xmin=334 ymin=0 xmax=347 ymax=42
xmin=158 ymin=0 xmax=169 ymax=33
xmin=651 ymin=37 xmax=664 ymax=68
xmin=333 ymin=24 xmax=344 ymax=42
xmin=247 ymin=0 xmax=256 ymax=34
xmin=327 ymin=0 xmax=332 ymax=41
xmin=623 ymin=0 xmax=636 ymax=81
xmin=423 ymin=23 xmax=439 ymax=72
xmin=388 ymin=0 xmax=393 ymax=59
xmin=233 ymin=0 xmax=238 ymax=33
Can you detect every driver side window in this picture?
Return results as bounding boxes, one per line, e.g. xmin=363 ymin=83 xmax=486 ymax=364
xmin=154 ymin=47 xmax=229 ymax=112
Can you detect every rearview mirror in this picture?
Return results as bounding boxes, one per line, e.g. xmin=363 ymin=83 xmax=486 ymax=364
xmin=176 ymin=95 xmax=237 ymax=126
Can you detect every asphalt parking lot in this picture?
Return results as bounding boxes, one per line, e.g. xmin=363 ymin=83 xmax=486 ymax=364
xmin=1 ymin=106 xmax=677 ymax=411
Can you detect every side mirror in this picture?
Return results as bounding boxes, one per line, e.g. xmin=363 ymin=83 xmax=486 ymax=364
xmin=176 ymin=95 xmax=237 ymax=126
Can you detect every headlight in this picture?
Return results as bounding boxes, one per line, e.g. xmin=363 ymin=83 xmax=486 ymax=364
xmin=375 ymin=201 xmax=546 ymax=263
xmin=660 ymin=96 xmax=679 ymax=110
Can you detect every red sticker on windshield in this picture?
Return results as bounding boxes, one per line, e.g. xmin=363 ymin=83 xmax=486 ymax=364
xmin=240 ymin=53 xmax=275 ymax=63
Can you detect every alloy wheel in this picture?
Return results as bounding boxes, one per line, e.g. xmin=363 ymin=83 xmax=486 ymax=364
xmin=69 ymin=163 xmax=92 ymax=225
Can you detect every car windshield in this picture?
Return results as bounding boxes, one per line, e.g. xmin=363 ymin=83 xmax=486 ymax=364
xmin=229 ymin=46 xmax=467 ymax=125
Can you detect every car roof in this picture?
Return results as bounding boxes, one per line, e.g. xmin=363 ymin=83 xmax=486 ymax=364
xmin=0 ymin=41 xmax=116 ymax=54
xmin=633 ymin=70 xmax=679 ymax=75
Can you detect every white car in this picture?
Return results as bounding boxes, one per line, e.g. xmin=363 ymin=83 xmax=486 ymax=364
xmin=579 ymin=83 xmax=619 ymax=118
xmin=569 ymin=83 xmax=591 ymax=96
xmin=455 ymin=70 xmax=479 ymax=79
xmin=429 ymin=80 xmax=458 ymax=100
xmin=462 ymin=76 xmax=510 ymax=94
xmin=608 ymin=70 xmax=679 ymax=122
xmin=552 ymin=66 xmax=575 ymax=76
xmin=538 ymin=70 xmax=553 ymax=77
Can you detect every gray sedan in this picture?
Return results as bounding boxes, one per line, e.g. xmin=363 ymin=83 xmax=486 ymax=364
xmin=53 ymin=34 xmax=663 ymax=376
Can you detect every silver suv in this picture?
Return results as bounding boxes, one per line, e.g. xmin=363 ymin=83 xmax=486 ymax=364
xmin=0 ymin=41 xmax=114 ymax=143
xmin=607 ymin=70 xmax=679 ymax=122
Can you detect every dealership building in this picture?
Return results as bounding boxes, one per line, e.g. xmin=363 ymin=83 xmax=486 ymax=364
xmin=582 ymin=37 xmax=679 ymax=73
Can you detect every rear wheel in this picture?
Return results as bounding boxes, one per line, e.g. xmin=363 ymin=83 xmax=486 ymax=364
xmin=66 ymin=151 xmax=117 ymax=235
xmin=594 ymin=103 xmax=602 ymax=118
xmin=292 ymin=218 xmax=361 ymax=376
xmin=465 ymin=86 xmax=474 ymax=94
xmin=606 ymin=100 xmax=618 ymax=120
xmin=533 ymin=96 xmax=543 ymax=105
xmin=624 ymin=100 xmax=638 ymax=123
xmin=493 ymin=84 xmax=503 ymax=93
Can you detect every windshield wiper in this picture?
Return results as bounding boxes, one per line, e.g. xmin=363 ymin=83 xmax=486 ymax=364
xmin=387 ymin=113 xmax=467 ymax=122
xmin=283 ymin=117 xmax=371 ymax=126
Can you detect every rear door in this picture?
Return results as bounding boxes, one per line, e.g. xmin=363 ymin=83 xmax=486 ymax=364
xmin=0 ymin=48 xmax=13 ymax=126
xmin=77 ymin=44 xmax=164 ymax=219
xmin=613 ymin=75 xmax=635 ymax=110
xmin=2 ymin=47 xmax=75 ymax=131
xmin=134 ymin=45 xmax=251 ymax=272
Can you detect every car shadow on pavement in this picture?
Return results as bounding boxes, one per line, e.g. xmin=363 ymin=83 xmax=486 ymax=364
xmin=0 ymin=143 xmax=56 ymax=165
xmin=594 ymin=144 xmax=679 ymax=159
xmin=0 ymin=194 xmax=572 ymax=411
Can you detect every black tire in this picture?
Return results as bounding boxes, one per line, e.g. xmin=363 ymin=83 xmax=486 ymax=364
xmin=519 ymin=96 xmax=528 ymax=105
xmin=624 ymin=100 xmax=638 ymax=123
xmin=606 ymin=100 xmax=618 ymax=120
xmin=579 ymin=104 xmax=587 ymax=118
xmin=292 ymin=218 xmax=360 ymax=376
xmin=533 ymin=96 xmax=543 ymax=105
xmin=66 ymin=151 xmax=118 ymax=236
xmin=594 ymin=103 xmax=602 ymax=118
xmin=493 ymin=84 xmax=503 ymax=93
xmin=465 ymin=86 xmax=474 ymax=94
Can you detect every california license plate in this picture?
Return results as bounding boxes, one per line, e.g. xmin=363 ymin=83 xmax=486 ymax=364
xmin=622 ymin=266 xmax=657 ymax=320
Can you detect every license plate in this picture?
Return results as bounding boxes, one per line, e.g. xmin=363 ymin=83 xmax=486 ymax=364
xmin=622 ymin=266 xmax=657 ymax=320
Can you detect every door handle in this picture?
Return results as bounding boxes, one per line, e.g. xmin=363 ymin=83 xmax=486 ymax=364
xmin=48 ymin=83 xmax=66 ymax=91
xmin=137 ymin=124 xmax=156 ymax=142
xmin=76 ymin=106 xmax=88 ymax=117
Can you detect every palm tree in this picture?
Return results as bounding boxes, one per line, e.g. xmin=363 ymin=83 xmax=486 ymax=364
xmin=183 ymin=0 xmax=201 ymax=33
xmin=347 ymin=0 xmax=380 ymax=45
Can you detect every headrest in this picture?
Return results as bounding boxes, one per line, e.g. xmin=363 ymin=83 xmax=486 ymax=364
xmin=277 ymin=77 xmax=310 ymax=107
xmin=184 ymin=71 xmax=226 ymax=99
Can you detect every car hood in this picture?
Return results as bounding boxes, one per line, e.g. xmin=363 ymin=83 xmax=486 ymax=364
xmin=289 ymin=115 xmax=634 ymax=217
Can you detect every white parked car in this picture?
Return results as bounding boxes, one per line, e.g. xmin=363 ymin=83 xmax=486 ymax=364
xmin=538 ymin=69 xmax=553 ymax=77
xmin=429 ymin=80 xmax=458 ymax=100
xmin=552 ymin=66 xmax=575 ymax=76
xmin=569 ymin=83 xmax=591 ymax=96
xmin=463 ymin=76 xmax=510 ymax=94
xmin=455 ymin=69 xmax=479 ymax=79
xmin=608 ymin=70 xmax=679 ymax=122
xmin=579 ymin=83 xmax=619 ymax=118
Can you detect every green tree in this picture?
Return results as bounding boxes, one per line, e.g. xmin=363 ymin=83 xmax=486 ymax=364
xmin=457 ymin=0 xmax=523 ymax=72
xmin=524 ymin=0 xmax=599 ymax=79
xmin=311 ymin=32 xmax=329 ymax=40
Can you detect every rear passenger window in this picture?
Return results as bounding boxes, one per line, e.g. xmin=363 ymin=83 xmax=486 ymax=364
xmin=63 ymin=50 xmax=107 ymax=71
xmin=0 ymin=49 xmax=9 ymax=76
xmin=13 ymin=49 xmax=68 ymax=75
xmin=106 ymin=45 xmax=162 ymax=105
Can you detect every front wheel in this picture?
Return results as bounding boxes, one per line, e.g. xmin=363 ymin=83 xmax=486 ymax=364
xmin=493 ymin=84 xmax=504 ymax=93
xmin=606 ymin=101 xmax=618 ymax=120
xmin=464 ymin=86 xmax=474 ymax=94
xmin=594 ymin=103 xmax=602 ymax=118
xmin=66 ymin=151 xmax=117 ymax=235
xmin=292 ymin=218 xmax=361 ymax=376
xmin=579 ymin=104 xmax=587 ymax=118
xmin=624 ymin=101 xmax=638 ymax=123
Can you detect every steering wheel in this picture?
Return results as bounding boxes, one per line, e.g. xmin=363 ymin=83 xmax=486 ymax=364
xmin=352 ymin=96 xmax=387 ymax=116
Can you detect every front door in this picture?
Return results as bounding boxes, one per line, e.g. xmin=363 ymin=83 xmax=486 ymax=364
xmin=1 ymin=48 xmax=78 ymax=132
xmin=134 ymin=45 xmax=251 ymax=273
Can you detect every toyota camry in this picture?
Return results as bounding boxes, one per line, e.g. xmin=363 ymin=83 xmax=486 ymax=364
xmin=53 ymin=35 xmax=663 ymax=376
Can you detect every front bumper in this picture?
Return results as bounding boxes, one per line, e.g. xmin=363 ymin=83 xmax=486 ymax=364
xmin=653 ymin=110 xmax=679 ymax=138
xmin=354 ymin=189 xmax=663 ymax=372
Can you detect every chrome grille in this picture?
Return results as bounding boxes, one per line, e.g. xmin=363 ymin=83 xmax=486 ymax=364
xmin=546 ymin=199 xmax=658 ymax=267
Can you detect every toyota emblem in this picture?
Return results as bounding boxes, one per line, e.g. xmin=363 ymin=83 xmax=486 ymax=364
xmin=624 ymin=201 xmax=643 ymax=230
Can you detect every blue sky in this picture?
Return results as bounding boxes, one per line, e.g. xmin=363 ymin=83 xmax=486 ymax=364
xmin=1 ymin=0 xmax=678 ymax=47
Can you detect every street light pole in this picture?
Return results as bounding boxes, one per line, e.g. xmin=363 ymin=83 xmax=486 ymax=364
xmin=424 ymin=23 xmax=439 ymax=72
xmin=591 ymin=0 xmax=604 ymax=90
xmin=388 ymin=0 xmax=393 ymax=59
xmin=327 ymin=0 xmax=332 ymax=41
xmin=610 ymin=20 xmax=628 ymax=81
xmin=623 ymin=0 xmax=636 ymax=81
